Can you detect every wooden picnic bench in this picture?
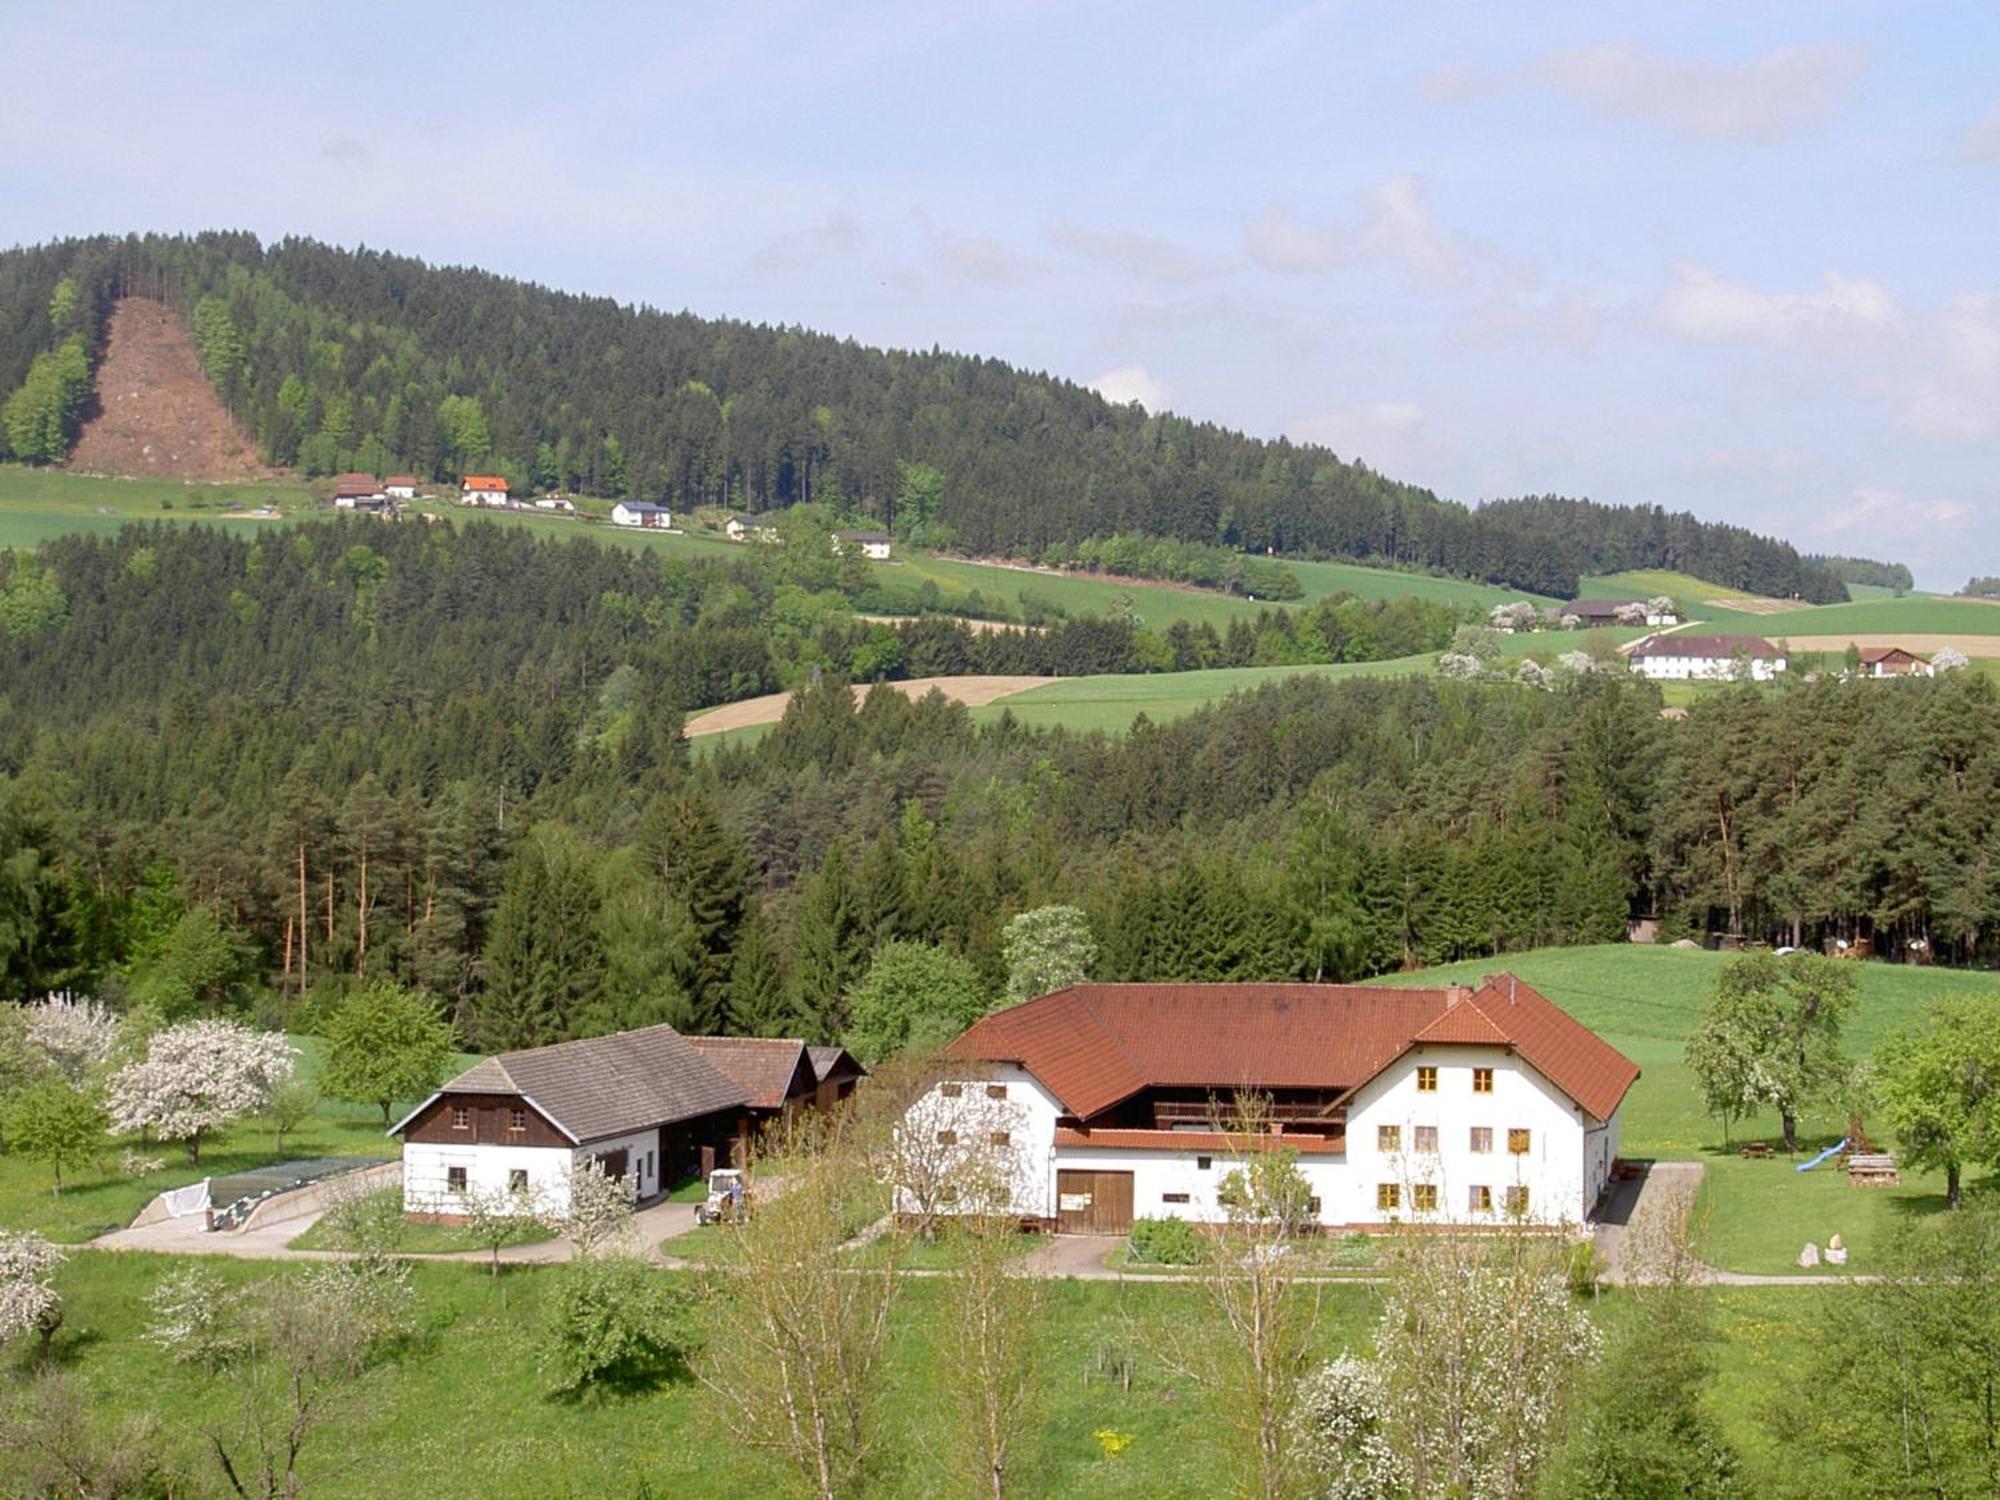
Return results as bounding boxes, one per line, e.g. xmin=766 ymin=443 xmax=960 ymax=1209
xmin=1740 ymin=1141 xmax=1773 ymax=1160
xmin=1848 ymin=1153 xmax=1900 ymax=1187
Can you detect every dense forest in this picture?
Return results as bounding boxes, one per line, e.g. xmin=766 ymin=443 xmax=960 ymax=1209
xmin=1807 ymin=552 xmax=1915 ymax=593
xmin=0 ymin=518 xmax=1992 ymax=1054
xmin=0 ymin=231 xmax=1862 ymax=601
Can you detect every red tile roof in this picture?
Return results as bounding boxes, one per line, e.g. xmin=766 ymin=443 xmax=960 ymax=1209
xmin=1858 ymin=645 xmax=1924 ymax=664
xmin=946 ymin=978 xmax=1639 ymax=1125
xmin=461 ymin=474 xmax=508 ymax=490
xmin=687 ymin=1037 xmax=812 ymax=1111
xmin=1629 ymin=633 xmax=1778 ymax=659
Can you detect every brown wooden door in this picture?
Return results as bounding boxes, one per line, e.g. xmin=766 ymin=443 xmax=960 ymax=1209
xmin=1056 ymin=1170 xmax=1135 ymax=1234
xmin=599 ymin=1148 xmax=629 ymax=1181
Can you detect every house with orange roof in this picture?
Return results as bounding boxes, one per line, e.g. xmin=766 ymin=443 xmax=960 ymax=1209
xmin=1856 ymin=645 xmax=1932 ymax=678
xmin=460 ymin=474 xmax=511 ymax=507
xmin=905 ymin=977 xmax=1639 ymax=1233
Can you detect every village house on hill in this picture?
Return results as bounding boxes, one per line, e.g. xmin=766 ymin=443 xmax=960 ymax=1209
xmin=611 ymin=499 xmax=671 ymax=528
xmin=834 ymin=528 xmax=893 ymax=560
xmin=1856 ymin=645 xmax=1933 ymax=678
xmin=1561 ymin=597 xmax=1681 ymax=628
xmin=383 ymin=475 xmax=419 ymax=500
xmin=904 ymin=977 xmax=1638 ymax=1233
xmin=392 ymin=1025 xmax=862 ymax=1219
xmin=460 ymin=474 xmax=510 ymax=507
xmin=331 ymin=472 xmax=387 ymax=510
xmin=725 ymin=511 xmax=784 ymax=542
xmin=1628 ymin=633 xmax=1786 ymax=681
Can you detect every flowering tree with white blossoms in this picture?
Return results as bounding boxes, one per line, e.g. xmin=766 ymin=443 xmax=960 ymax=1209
xmin=1647 ymin=595 xmax=1677 ymax=620
xmin=1557 ymin=650 xmax=1597 ymax=676
xmin=546 ymin=1155 xmax=636 ymax=1258
xmin=1438 ymin=652 xmax=1485 ymax=681
xmin=1489 ymin=602 xmax=1539 ymax=633
xmin=105 ymin=1018 xmax=295 ymax=1166
xmin=1934 ymin=646 xmax=1970 ymax=673
xmin=1515 ymin=660 xmax=1556 ymax=690
xmin=0 ymin=1230 xmax=65 ymax=1361
xmin=25 ymin=994 xmax=119 ymax=1083
xmin=1613 ymin=601 xmax=1648 ymax=626
xmin=1292 ymin=1355 xmax=1407 ymax=1500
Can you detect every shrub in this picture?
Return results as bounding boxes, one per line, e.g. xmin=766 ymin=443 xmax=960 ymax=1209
xmin=539 ymin=1255 xmax=698 ymax=1395
xmin=1127 ymin=1215 xmax=1204 ymax=1266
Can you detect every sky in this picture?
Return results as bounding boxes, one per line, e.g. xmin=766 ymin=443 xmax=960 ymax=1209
xmin=4 ymin=2 xmax=1998 ymax=588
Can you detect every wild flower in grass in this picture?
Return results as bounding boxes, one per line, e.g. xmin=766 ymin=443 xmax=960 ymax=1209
xmin=1093 ymin=1429 xmax=1134 ymax=1459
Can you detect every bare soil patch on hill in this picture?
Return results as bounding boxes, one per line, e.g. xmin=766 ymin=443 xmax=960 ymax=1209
xmin=66 ymin=299 xmax=284 ymax=482
xmin=1784 ymin=633 xmax=2000 ymax=658
xmin=685 ymin=675 xmax=1046 ymax=737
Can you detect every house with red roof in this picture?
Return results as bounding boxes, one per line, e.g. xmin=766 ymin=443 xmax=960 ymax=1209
xmin=909 ymin=977 xmax=1638 ymax=1233
xmin=1856 ymin=645 xmax=1932 ymax=678
xmin=460 ymin=474 xmax=511 ymax=507
xmin=1628 ymin=633 xmax=1786 ymax=682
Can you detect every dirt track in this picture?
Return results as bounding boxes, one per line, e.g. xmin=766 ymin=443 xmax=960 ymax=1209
xmin=685 ymin=675 xmax=1046 ymax=737
xmin=1781 ymin=633 xmax=2000 ymax=657
xmin=67 ymin=298 xmax=284 ymax=482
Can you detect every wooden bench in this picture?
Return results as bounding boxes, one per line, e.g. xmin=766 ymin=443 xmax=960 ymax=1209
xmin=1740 ymin=1141 xmax=1773 ymax=1160
xmin=1848 ymin=1153 xmax=1900 ymax=1187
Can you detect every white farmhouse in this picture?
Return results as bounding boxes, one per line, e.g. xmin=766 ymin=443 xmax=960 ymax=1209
xmin=611 ymin=500 xmax=671 ymax=528
xmin=834 ymin=528 xmax=893 ymax=560
xmin=460 ymin=475 xmax=511 ymax=507
xmin=383 ymin=475 xmax=419 ymax=500
xmin=905 ymin=978 xmax=1638 ymax=1233
xmin=391 ymin=1025 xmax=752 ymax=1218
xmin=1628 ymin=633 xmax=1786 ymax=682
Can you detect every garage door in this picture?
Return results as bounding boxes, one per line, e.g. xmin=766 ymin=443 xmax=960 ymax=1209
xmin=1056 ymin=1170 xmax=1135 ymax=1234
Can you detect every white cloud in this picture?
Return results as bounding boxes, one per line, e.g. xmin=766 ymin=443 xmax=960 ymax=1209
xmin=1424 ymin=41 xmax=1870 ymax=144
xmin=749 ymin=210 xmax=863 ymax=275
xmin=1820 ymin=487 xmax=1974 ymax=534
xmin=1659 ymin=261 xmax=1897 ymax=346
xmin=320 ymin=136 xmax=370 ymax=166
xmin=1091 ymin=363 xmax=1174 ymax=412
xmin=1048 ymin=224 xmax=1219 ymax=286
xmin=1897 ymin=294 xmax=2000 ymax=439
xmin=933 ymin=232 xmax=1038 ymax=287
xmin=1958 ymin=103 xmax=2000 ymax=162
xmin=1246 ymin=175 xmax=1471 ymax=285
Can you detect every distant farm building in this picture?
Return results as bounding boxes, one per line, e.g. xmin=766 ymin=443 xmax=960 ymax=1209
xmin=383 ymin=475 xmax=419 ymax=500
xmin=461 ymin=475 xmax=511 ymax=507
xmin=533 ymin=495 xmax=577 ymax=513
xmin=834 ymin=529 xmax=893 ymax=560
xmin=1856 ymin=645 xmax=1933 ymax=678
xmin=331 ymin=473 xmax=387 ymax=511
xmin=1629 ymin=634 xmax=1786 ymax=682
xmin=611 ymin=500 xmax=671 ymax=528
xmin=726 ymin=511 xmax=783 ymax=542
xmin=1561 ymin=598 xmax=1680 ymax=628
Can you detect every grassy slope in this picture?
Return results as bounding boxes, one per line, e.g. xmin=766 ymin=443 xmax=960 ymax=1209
xmin=38 ymin=1251 xmax=1380 ymax=1499
xmin=1370 ymin=945 xmax=2000 ymax=1276
xmin=1700 ymin=596 xmax=2000 ymax=637
xmin=1580 ymin=569 xmax=1782 ymax=609
xmin=0 ymin=464 xmax=316 ymax=548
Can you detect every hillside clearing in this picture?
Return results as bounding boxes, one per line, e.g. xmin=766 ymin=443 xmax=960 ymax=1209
xmin=684 ymin=674 xmax=1048 ymax=736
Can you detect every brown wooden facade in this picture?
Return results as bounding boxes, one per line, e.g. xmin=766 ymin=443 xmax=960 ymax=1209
xmin=402 ymin=1092 xmax=570 ymax=1148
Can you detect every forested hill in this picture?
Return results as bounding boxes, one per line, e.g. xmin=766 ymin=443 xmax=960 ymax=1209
xmin=1 ymin=231 xmax=1851 ymax=600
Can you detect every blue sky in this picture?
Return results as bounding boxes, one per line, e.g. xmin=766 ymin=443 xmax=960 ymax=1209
xmin=6 ymin=2 xmax=1998 ymax=587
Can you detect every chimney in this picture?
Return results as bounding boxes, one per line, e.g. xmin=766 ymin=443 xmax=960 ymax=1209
xmin=1445 ymin=985 xmax=1469 ymax=1006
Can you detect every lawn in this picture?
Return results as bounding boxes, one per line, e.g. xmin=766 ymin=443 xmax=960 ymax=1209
xmin=29 ymin=1250 xmax=1381 ymax=1499
xmin=1370 ymin=944 xmax=2000 ymax=1275
xmin=1579 ymin=569 xmax=1782 ymax=614
xmin=1702 ymin=595 xmax=2000 ymax=639
xmin=967 ymin=656 xmax=1436 ymax=734
xmin=0 ymin=464 xmax=316 ymax=548
xmin=1281 ymin=556 xmax=1549 ymax=609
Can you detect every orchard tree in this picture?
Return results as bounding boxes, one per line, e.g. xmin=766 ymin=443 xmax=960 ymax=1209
xmin=105 ymin=1019 xmax=295 ymax=1166
xmin=539 ymin=1255 xmax=697 ymax=1396
xmin=844 ymin=941 xmax=989 ymax=1062
xmin=1875 ymin=994 xmax=2000 ymax=1209
xmin=319 ymin=980 xmax=455 ymax=1125
xmin=1000 ymin=904 xmax=1097 ymax=1001
xmin=1684 ymin=951 xmax=1856 ymax=1150
xmin=25 ymin=993 xmax=118 ymax=1081
xmin=2 ymin=1076 xmax=107 ymax=1192
xmin=547 ymin=1155 xmax=636 ymax=1258
xmin=0 ymin=1230 xmax=64 ymax=1361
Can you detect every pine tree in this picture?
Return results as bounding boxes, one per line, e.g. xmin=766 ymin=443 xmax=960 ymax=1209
xmin=787 ymin=846 xmax=866 ymax=1039
xmin=633 ymin=792 xmax=749 ymax=1033
xmin=478 ymin=826 xmax=606 ymax=1049
xmin=724 ymin=917 xmax=790 ymax=1037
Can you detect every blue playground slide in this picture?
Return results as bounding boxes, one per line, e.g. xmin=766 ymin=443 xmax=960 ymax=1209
xmin=1796 ymin=1138 xmax=1850 ymax=1172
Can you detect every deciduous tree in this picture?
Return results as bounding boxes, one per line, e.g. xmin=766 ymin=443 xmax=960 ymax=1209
xmin=1875 ymin=993 xmax=2000 ymax=1209
xmin=318 ymin=980 xmax=455 ymax=1125
xmin=105 ymin=1019 xmax=295 ymax=1166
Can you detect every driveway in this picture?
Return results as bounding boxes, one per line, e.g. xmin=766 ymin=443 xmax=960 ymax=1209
xmin=1019 ymin=1234 xmax=1121 ymax=1279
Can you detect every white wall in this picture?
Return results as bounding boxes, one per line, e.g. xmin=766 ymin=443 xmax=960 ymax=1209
xmin=580 ymin=1128 xmax=662 ymax=1202
xmin=1054 ymin=1143 xmax=1348 ymax=1227
xmin=1634 ymin=654 xmax=1783 ymax=681
xmin=899 ymin=1064 xmax=1060 ymax=1219
xmin=403 ymin=1141 xmax=573 ymax=1217
xmin=1344 ymin=1046 xmax=1594 ymax=1226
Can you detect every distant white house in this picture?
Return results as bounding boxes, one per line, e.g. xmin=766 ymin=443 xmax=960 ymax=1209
xmin=834 ymin=528 xmax=893 ymax=560
xmin=1628 ymin=633 xmax=1786 ymax=681
xmin=383 ymin=475 xmax=419 ymax=501
xmin=461 ymin=475 xmax=510 ymax=507
xmin=533 ymin=496 xmax=577 ymax=513
xmin=904 ymin=978 xmax=1638 ymax=1233
xmin=1561 ymin=597 xmax=1681 ymax=629
xmin=611 ymin=500 xmax=671 ymax=528
xmin=725 ymin=512 xmax=783 ymax=543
